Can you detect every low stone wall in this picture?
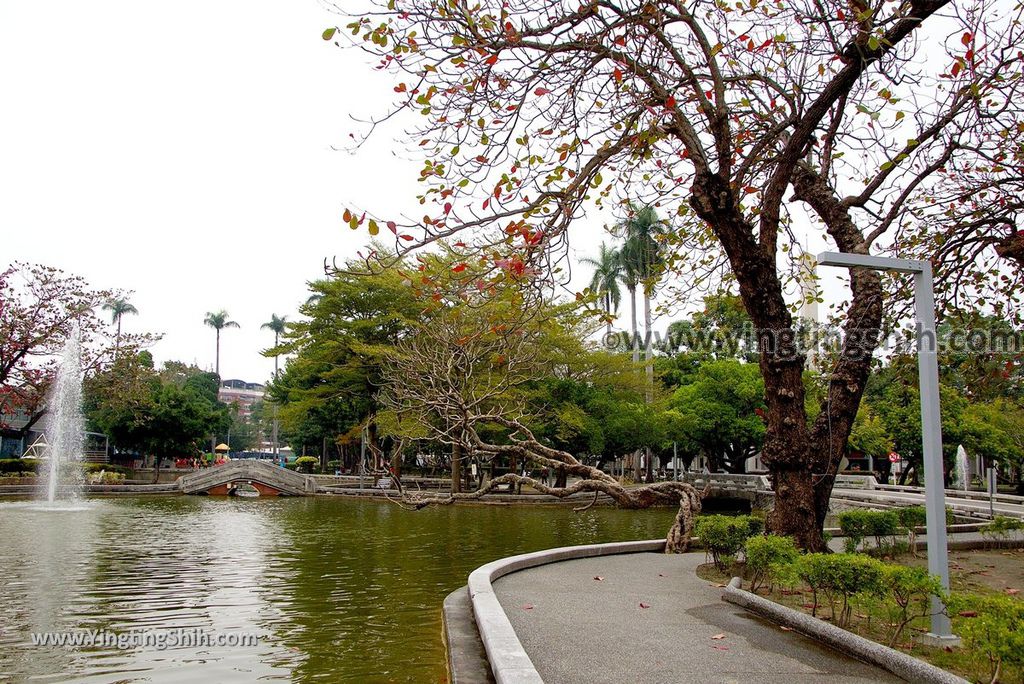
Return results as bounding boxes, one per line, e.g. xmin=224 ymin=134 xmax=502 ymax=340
xmin=722 ymin=577 xmax=967 ymax=684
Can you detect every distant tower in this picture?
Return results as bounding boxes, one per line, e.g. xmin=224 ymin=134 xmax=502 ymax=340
xmin=797 ymin=253 xmax=819 ymax=370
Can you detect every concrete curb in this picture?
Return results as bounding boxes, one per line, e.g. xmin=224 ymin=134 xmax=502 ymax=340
xmin=443 ymin=586 xmax=495 ymax=684
xmin=722 ymin=577 xmax=968 ymax=684
xmin=467 ymin=538 xmax=666 ymax=684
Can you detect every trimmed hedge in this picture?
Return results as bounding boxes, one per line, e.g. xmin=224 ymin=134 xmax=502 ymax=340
xmin=0 ymin=460 xmax=130 ymax=477
xmin=744 ymin=534 xmax=799 ymax=593
xmin=837 ymin=509 xmax=900 ymax=553
xmin=796 ymin=553 xmax=886 ymax=626
xmin=0 ymin=459 xmax=31 ymax=473
xmin=294 ymin=456 xmax=320 ymax=473
xmin=695 ymin=514 xmax=762 ymax=571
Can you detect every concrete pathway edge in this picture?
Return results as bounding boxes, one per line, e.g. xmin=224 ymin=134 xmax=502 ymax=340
xmin=467 ymin=538 xmax=666 ymax=684
xmin=722 ymin=577 xmax=968 ymax=684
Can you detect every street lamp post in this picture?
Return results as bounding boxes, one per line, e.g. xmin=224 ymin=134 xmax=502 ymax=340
xmin=816 ymin=251 xmax=959 ymax=645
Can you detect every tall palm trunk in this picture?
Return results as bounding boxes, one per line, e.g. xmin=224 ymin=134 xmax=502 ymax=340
xmin=643 ymin=288 xmax=655 ymax=482
xmin=643 ymin=289 xmax=653 ymax=402
xmin=215 ymin=329 xmax=221 ymax=378
xmin=605 ymin=292 xmax=613 ymax=338
xmin=627 ymin=285 xmax=641 ymax=480
xmin=629 ymin=286 xmax=639 ymax=364
xmin=115 ymin=316 xmax=122 ymax=359
xmin=272 ymin=332 xmax=280 ymax=458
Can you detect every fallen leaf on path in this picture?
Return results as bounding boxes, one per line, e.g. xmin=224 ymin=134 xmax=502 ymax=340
xmin=712 ymin=645 xmax=729 ymax=651
xmin=1006 ymin=588 xmax=1020 ymax=595
xmin=593 ymin=576 xmax=604 ymax=581
xmin=711 ymin=633 xmax=726 ymax=640
xmin=522 ymin=604 xmax=534 ymax=610
xmin=658 ymin=573 xmax=666 ymax=577
xmin=780 ymin=626 xmax=793 ymax=632
xmin=639 ymin=602 xmax=651 ymax=609
xmin=712 ymin=583 xmax=727 ymax=588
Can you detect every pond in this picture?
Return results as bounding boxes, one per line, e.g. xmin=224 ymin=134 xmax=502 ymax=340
xmin=0 ymin=496 xmax=678 ymax=683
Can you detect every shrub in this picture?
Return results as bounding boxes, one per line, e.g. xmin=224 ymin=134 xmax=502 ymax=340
xmin=0 ymin=459 xmax=31 ymax=473
xmin=837 ymin=509 xmax=900 ymax=554
xmin=947 ymin=593 xmax=1024 ymax=683
xmin=882 ymin=565 xmax=943 ymax=646
xmin=796 ymin=553 xmax=886 ymax=625
xmin=695 ymin=514 xmax=761 ymax=572
xmin=86 ymin=470 xmax=127 ymax=484
xmin=896 ymin=506 xmax=927 ymax=555
xmin=744 ymin=535 xmax=799 ymax=593
xmin=294 ymin=456 xmax=319 ymax=473
xmin=980 ymin=516 xmax=1024 ymax=547
xmin=81 ymin=463 xmax=130 ymax=476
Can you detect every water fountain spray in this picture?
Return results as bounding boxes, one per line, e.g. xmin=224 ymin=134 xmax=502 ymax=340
xmin=43 ymin=323 xmax=85 ymax=503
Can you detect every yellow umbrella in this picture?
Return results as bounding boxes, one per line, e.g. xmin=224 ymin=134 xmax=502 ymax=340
xmin=214 ymin=443 xmax=230 ymax=452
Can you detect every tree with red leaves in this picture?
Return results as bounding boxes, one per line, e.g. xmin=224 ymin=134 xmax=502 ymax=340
xmin=329 ymin=0 xmax=1024 ymax=549
xmin=0 ymin=262 xmax=155 ymax=446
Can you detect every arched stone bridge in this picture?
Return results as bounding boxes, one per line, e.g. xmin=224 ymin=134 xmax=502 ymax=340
xmin=177 ymin=460 xmax=319 ymax=496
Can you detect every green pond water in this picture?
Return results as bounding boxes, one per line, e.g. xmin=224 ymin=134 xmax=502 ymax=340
xmin=0 ymin=496 xmax=678 ymax=683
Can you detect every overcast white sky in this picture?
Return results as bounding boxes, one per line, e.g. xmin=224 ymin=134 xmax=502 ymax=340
xmin=1 ymin=1 xmax=843 ymax=384
xmin=0 ymin=0 xmax=623 ymax=383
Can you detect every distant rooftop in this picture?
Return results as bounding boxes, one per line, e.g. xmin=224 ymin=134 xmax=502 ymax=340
xmin=220 ymin=379 xmax=265 ymax=391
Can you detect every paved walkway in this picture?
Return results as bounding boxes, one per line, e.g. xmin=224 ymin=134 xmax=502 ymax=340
xmin=492 ymin=552 xmax=901 ymax=684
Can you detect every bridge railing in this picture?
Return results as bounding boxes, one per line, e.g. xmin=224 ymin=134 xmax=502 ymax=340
xmin=872 ymin=483 xmax=1024 ymax=505
xmin=177 ymin=461 xmax=318 ymax=495
xmin=680 ymin=472 xmax=771 ymax=492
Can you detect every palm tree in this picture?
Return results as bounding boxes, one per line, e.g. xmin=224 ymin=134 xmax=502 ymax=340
xmin=618 ymin=204 xmax=667 ymax=381
xmin=102 ymin=298 xmax=138 ymax=356
xmin=617 ymin=205 xmax=667 ymax=483
xmin=204 ymin=310 xmax=240 ymax=378
xmin=261 ymin=314 xmax=287 ymax=374
xmin=580 ymin=243 xmax=623 ymax=337
xmin=261 ymin=314 xmax=287 ymax=459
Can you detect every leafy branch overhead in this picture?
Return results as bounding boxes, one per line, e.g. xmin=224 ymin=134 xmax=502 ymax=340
xmin=325 ymin=0 xmax=1024 ymax=550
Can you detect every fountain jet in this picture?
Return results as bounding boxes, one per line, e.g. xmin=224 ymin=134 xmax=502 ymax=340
xmin=42 ymin=324 xmax=85 ymax=503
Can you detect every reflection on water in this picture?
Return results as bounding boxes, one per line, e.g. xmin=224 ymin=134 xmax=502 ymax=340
xmin=0 ymin=496 xmax=676 ymax=683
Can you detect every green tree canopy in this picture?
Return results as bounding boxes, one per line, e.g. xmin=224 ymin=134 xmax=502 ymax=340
xmin=668 ymin=359 xmax=765 ymax=473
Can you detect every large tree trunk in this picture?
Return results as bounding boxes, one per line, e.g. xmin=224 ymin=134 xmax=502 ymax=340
xmin=451 ymin=441 xmax=463 ymax=493
xmin=390 ymin=442 xmax=402 ymax=479
xmin=691 ymin=172 xmax=821 ymax=549
xmin=792 ymin=165 xmax=884 ymax=534
xmin=555 ymin=466 xmax=567 ymax=488
xmin=688 ymin=165 xmax=887 ymax=551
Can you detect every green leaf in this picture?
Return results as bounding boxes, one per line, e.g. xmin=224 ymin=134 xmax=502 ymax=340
xmin=368 ymin=219 xmax=380 ymax=236
xmin=322 ymin=27 xmax=337 ymax=41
